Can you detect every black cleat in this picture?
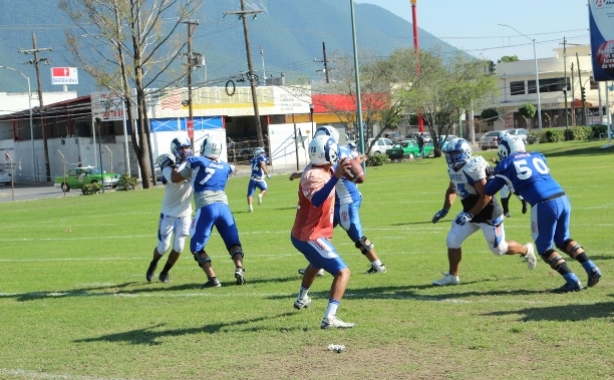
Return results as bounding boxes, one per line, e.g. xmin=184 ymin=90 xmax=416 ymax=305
xmin=159 ymin=272 xmax=170 ymax=283
xmin=552 ymin=281 xmax=583 ymax=293
xmin=200 ymin=278 xmax=221 ymax=288
xmin=235 ymin=267 xmax=246 ymax=285
xmin=588 ymin=268 xmax=602 ymax=288
xmin=146 ymin=261 xmax=157 ymax=282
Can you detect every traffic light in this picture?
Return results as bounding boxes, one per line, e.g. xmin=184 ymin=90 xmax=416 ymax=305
xmin=581 ymin=87 xmax=586 ymax=102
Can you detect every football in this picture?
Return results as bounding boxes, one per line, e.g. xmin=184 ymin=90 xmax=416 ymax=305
xmin=342 ymin=157 xmax=365 ymax=184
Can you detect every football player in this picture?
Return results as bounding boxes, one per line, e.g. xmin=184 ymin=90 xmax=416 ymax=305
xmin=292 ymin=126 xmax=386 ymax=275
xmin=147 ymin=136 xmax=193 ymax=283
xmin=291 ymin=134 xmax=355 ymax=329
xmin=247 ymin=147 xmax=270 ymax=212
xmin=431 ymin=137 xmax=536 ymax=286
xmin=484 ymin=134 xmax=601 ymax=292
xmin=170 ymin=135 xmax=246 ymax=288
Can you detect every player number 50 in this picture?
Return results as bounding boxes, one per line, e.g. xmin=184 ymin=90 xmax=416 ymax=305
xmin=513 ymin=157 xmax=549 ymax=180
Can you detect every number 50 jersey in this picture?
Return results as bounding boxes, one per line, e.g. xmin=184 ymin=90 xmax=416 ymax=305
xmin=486 ymin=151 xmax=564 ymax=206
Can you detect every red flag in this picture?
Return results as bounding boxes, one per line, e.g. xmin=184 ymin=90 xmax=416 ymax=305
xmin=52 ymin=67 xmax=70 ymax=77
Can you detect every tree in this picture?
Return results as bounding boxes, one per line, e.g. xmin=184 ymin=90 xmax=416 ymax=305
xmin=499 ymin=55 xmax=519 ymax=63
xmin=398 ymin=49 xmax=499 ymax=155
xmin=312 ymin=50 xmax=403 ymax=155
xmin=480 ymin=108 xmax=499 ymax=121
xmin=518 ymin=103 xmax=537 ymax=129
xmin=60 ymin=0 xmax=203 ymax=189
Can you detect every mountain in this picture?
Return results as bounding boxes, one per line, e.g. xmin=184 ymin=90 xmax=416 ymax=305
xmin=0 ymin=0 xmax=463 ymax=96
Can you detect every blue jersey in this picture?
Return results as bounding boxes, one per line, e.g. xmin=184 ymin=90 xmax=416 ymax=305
xmin=185 ymin=156 xmax=232 ymax=193
xmin=335 ymin=145 xmax=362 ymax=205
xmin=250 ymin=155 xmax=268 ymax=179
xmin=484 ymin=151 xmax=564 ymax=206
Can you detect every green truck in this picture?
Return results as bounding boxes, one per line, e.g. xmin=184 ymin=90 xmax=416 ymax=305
xmin=54 ymin=166 xmax=120 ymax=193
xmin=386 ymin=139 xmax=434 ymax=160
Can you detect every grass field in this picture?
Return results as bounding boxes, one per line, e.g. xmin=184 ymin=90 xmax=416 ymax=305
xmin=1 ymin=141 xmax=613 ymax=380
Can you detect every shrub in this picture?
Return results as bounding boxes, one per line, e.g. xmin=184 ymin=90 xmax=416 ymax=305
xmin=117 ymin=174 xmax=138 ymax=190
xmin=368 ymin=154 xmax=390 ymax=166
xmin=82 ymin=182 xmax=103 ymax=195
xmin=542 ymin=129 xmax=565 ymax=143
xmin=591 ymin=124 xmax=608 ymax=139
xmin=564 ymin=126 xmax=592 ymax=141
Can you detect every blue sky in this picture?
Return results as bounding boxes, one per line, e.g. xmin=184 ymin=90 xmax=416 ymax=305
xmin=357 ymin=0 xmax=591 ymax=62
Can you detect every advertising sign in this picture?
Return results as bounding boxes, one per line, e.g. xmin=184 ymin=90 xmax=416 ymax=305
xmin=589 ymin=0 xmax=614 ymax=81
xmin=51 ymin=67 xmax=79 ymax=85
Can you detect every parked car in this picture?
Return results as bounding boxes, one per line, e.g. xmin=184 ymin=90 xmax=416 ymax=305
xmin=382 ymin=131 xmax=404 ymax=143
xmin=480 ymin=131 xmax=505 ymax=150
xmin=505 ymin=128 xmax=529 ymax=142
xmin=386 ymin=140 xmax=434 ymax=160
xmin=366 ymin=137 xmax=394 ymax=156
xmin=54 ymin=166 xmax=121 ymax=193
xmin=0 ymin=169 xmax=11 ymax=185
xmin=437 ymin=134 xmax=458 ymax=150
xmin=405 ymin=131 xmax=433 ymax=144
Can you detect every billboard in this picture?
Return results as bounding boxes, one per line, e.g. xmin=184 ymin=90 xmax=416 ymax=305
xmin=589 ymin=0 xmax=614 ymax=81
xmin=51 ymin=67 xmax=79 ymax=85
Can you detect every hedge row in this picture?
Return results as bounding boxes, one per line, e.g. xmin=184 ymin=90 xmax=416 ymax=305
xmin=528 ymin=125 xmax=609 ymax=144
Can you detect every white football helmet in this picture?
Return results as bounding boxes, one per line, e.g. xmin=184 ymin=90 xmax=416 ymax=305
xmin=498 ymin=134 xmax=526 ymax=160
xmin=309 ymin=134 xmax=338 ymax=166
xmin=443 ymin=137 xmax=472 ymax=170
xmin=200 ymin=135 xmax=223 ymax=159
xmin=314 ymin=125 xmax=340 ymax=143
xmin=170 ymin=136 xmax=192 ymax=162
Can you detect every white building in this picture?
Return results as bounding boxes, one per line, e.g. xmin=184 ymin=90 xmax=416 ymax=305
xmin=481 ymin=45 xmax=613 ymax=131
xmin=0 ymin=85 xmax=314 ymax=183
xmin=0 ymin=91 xmax=77 ymax=116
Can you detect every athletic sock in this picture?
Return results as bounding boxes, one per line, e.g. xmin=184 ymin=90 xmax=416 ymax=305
xmin=324 ymin=299 xmax=340 ymax=319
xmin=298 ymin=285 xmax=309 ymax=300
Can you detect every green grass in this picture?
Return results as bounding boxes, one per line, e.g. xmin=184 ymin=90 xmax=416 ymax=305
xmin=1 ymin=141 xmax=613 ymax=380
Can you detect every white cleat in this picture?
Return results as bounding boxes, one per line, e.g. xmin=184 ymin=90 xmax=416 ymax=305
xmin=433 ymin=272 xmax=460 ymax=286
xmin=523 ymin=243 xmax=537 ymax=270
xmin=293 ymin=296 xmax=311 ymax=310
xmin=321 ymin=315 xmax=355 ymax=329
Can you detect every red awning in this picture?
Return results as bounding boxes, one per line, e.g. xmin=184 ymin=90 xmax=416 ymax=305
xmin=312 ymin=93 xmax=390 ymax=113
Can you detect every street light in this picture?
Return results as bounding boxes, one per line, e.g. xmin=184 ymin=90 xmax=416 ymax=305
xmin=499 ymin=24 xmax=542 ymax=130
xmin=350 ymin=0 xmax=365 ymax=162
xmin=0 ymin=65 xmax=36 ymax=181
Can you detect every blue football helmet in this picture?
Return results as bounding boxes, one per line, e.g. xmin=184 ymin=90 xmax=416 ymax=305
xmin=314 ymin=125 xmax=340 ymax=143
xmin=443 ymin=137 xmax=472 ymax=169
xmin=253 ymin=147 xmax=265 ymax=158
xmin=498 ymin=134 xmax=525 ymax=160
xmin=170 ymin=136 xmax=192 ymax=162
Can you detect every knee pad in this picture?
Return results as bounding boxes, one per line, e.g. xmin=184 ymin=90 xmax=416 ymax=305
xmin=193 ymin=250 xmax=211 ymax=266
xmin=541 ymin=249 xmax=564 ymax=270
xmin=558 ymin=239 xmax=583 ymax=257
xmin=489 ymin=240 xmax=508 ymax=256
xmin=229 ymin=246 xmax=244 ymax=259
xmin=354 ymin=236 xmax=374 ymax=255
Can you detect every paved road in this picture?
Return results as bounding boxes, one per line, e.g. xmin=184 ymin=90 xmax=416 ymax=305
xmin=0 ymin=182 xmax=80 ymax=203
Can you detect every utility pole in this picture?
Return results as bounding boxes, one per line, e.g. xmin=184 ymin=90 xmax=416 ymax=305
xmin=182 ymin=19 xmax=199 ymax=148
xmin=562 ymin=37 xmax=569 ymax=130
xmin=224 ymin=2 xmax=265 ymax=148
xmin=19 ymin=32 xmax=51 ymax=182
xmin=315 ymin=42 xmax=331 ymax=83
xmin=571 ymin=62 xmax=576 ymax=126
